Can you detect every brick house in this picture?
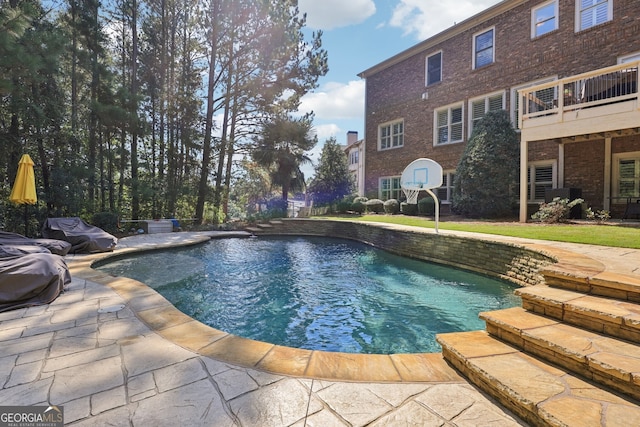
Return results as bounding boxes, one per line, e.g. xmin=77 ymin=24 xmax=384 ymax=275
xmin=358 ymin=0 xmax=640 ymax=221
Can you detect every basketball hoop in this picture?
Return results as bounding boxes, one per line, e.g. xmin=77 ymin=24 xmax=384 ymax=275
xmin=400 ymin=158 xmax=443 ymax=233
xmin=402 ymin=187 xmax=420 ymax=204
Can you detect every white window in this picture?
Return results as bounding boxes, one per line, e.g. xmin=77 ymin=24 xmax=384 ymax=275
xmin=437 ymin=171 xmax=455 ymax=203
xmin=511 ymin=77 xmax=557 ymax=129
xmin=380 ymin=176 xmax=402 ymax=200
xmin=619 ymin=52 xmax=640 ymax=64
xmin=349 ymin=150 xmax=359 ymax=165
xmin=434 ymin=103 xmax=463 ymax=145
xmin=426 ymin=51 xmax=442 ymax=86
xmin=473 ymin=27 xmax=494 ymax=69
xmin=379 ymin=120 xmax=404 ymax=150
xmin=613 ymin=152 xmax=640 ymax=198
xmin=528 ymin=162 xmax=557 ymax=202
xmin=469 ymin=91 xmax=505 ymax=136
xmin=532 ymin=1 xmax=558 ymax=38
xmin=576 ymin=0 xmax=612 ymax=32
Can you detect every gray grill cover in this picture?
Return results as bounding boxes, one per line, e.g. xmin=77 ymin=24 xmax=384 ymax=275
xmin=0 ymin=248 xmax=71 ymax=312
xmin=42 ymin=217 xmax=117 ymax=254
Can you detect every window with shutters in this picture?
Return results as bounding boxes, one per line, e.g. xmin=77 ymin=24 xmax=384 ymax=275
xmin=613 ymin=152 xmax=640 ymax=198
xmin=434 ymin=103 xmax=464 ymax=145
xmin=469 ymin=91 xmax=505 ymax=136
xmin=511 ymin=77 xmax=557 ymax=130
xmin=576 ymin=0 xmax=612 ymax=32
xmin=527 ymin=162 xmax=556 ymax=202
xmin=436 ymin=171 xmax=455 ymax=203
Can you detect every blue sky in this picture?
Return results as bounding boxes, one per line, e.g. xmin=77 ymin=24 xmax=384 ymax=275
xmin=297 ymin=0 xmax=502 ymax=178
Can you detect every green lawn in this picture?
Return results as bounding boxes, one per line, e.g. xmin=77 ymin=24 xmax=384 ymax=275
xmin=315 ymin=214 xmax=640 ymax=249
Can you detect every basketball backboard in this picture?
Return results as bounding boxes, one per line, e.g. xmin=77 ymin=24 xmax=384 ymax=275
xmin=400 ymin=158 xmax=443 ymax=190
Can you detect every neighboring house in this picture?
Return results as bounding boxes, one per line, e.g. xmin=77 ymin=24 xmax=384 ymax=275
xmin=344 ymin=131 xmax=366 ymax=196
xmin=358 ymin=0 xmax=640 ymax=220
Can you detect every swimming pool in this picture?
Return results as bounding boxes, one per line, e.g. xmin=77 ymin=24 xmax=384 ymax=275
xmin=97 ymin=235 xmax=520 ymax=354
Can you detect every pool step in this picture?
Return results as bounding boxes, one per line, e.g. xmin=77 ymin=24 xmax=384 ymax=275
xmin=481 ymin=306 xmax=640 ymax=401
xmin=438 ymin=270 xmax=640 ymax=426
xmin=437 ymin=330 xmax=640 ymax=427
xmin=516 ymin=284 xmax=640 ymax=343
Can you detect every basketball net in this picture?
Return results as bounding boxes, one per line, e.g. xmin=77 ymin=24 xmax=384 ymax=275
xmin=402 ymin=187 xmax=419 ymax=204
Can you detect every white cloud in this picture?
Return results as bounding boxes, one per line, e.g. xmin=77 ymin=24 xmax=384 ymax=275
xmin=299 ymin=80 xmax=364 ymax=120
xmin=389 ymin=0 xmax=502 ymax=40
xmin=299 ymin=0 xmax=376 ymax=30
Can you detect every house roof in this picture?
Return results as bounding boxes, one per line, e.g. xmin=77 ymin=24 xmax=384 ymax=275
xmin=358 ymin=0 xmax=526 ymax=78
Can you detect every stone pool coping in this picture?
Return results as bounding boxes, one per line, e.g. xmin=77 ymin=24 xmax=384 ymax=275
xmin=64 ymin=222 xmax=609 ymax=382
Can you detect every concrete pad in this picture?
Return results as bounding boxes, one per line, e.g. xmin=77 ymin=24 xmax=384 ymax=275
xmin=131 ymin=379 xmax=235 ymax=426
xmin=120 ymin=334 xmax=196 ymax=377
xmin=50 ymin=356 xmax=124 ymax=402
xmin=230 ymin=378 xmax=320 ymax=427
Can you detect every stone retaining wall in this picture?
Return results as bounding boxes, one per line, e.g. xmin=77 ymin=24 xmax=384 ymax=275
xmin=261 ymin=219 xmax=555 ymax=287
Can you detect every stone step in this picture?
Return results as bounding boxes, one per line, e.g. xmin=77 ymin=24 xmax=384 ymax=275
xmin=269 ymin=220 xmax=284 ymax=225
xmin=542 ymin=267 xmax=640 ymax=302
xmin=244 ymin=227 xmax=263 ymax=233
xmin=256 ymin=223 xmax=273 ymax=229
xmin=436 ymin=330 xmax=640 ymax=427
xmin=481 ymin=307 xmax=640 ymax=401
xmin=515 ymin=284 xmax=640 ymax=343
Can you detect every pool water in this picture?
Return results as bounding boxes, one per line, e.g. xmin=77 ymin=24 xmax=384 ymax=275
xmin=97 ymin=236 xmax=520 ymax=354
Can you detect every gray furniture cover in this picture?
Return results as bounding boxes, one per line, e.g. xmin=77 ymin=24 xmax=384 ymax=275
xmin=42 ymin=217 xmax=117 ymax=254
xmin=0 ymin=231 xmax=72 ymax=256
xmin=0 ymin=247 xmax=71 ymax=312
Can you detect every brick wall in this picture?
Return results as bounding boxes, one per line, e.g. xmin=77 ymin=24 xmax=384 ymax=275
xmin=262 ymin=219 xmax=555 ymax=287
xmin=363 ymin=0 xmax=640 ymax=201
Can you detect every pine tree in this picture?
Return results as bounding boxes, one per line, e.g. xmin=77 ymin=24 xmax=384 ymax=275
xmin=307 ymin=138 xmax=354 ymax=206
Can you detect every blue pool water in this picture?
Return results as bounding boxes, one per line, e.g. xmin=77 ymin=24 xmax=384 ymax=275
xmin=97 ymin=236 xmax=520 ymax=354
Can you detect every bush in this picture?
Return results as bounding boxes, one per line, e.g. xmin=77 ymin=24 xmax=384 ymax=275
xmin=383 ymin=199 xmax=399 ymax=214
xmin=335 ymin=200 xmax=352 ymax=213
xmin=365 ymin=198 xmax=384 ymax=213
xmin=351 ymin=201 xmax=366 ymax=214
xmin=531 ymin=197 xmax=583 ymax=223
xmin=401 ymin=202 xmax=418 ymax=215
xmin=452 ymin=110 xmax=519 ymax=218
xmin=353 ymin=196 xmax=368 ymax=204
xmin=586 ymin=207 xmax=611 ymax=223
xmin=417 ymin=197 xmax=435 ymax=215
xmin=91 ymin=212 xmax=119 ymax=234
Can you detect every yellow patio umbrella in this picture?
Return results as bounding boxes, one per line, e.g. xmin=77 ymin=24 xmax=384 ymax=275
xmin=9 ymin=154 xmax=37 ymax=236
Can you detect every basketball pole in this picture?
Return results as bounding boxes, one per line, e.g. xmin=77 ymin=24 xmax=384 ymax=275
xmin=425 ymin=188 xmax=439 ymax=234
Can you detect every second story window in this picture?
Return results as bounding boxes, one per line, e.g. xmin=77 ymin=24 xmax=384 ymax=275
xmin=576 ymin=0 xmax=612 ymax=32
xmin=469 ymin=92 xmax=505 ymax=135
xmin=435 ymin=103 xmax=463 ymax=145
xmin=379 ymin=120 xmax=404 ymax=150
xmin=473 ymin=28 xmax=494 ymax=69
xmin=532 ymin=1 xmax=558 ymax=38
xmin=349 ymin=150 xmax=359 ymax=165
xmin=426 ymin=51 xmax=442 ymax=86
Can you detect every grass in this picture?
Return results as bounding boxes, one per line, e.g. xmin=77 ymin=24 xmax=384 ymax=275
xmin=315 ymin=214 xmax=640 ymax=249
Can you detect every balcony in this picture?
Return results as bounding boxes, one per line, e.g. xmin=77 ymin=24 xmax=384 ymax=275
xmin=518 ymin=60 xmax=640 ymax=141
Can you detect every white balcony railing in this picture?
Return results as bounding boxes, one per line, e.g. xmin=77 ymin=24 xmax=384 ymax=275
xmin=518 ymin=60 xmax=639 ymax=131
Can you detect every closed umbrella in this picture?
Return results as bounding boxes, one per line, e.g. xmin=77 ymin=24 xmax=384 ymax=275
xmin=9 ymin=154 xmax=37 ymax=236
